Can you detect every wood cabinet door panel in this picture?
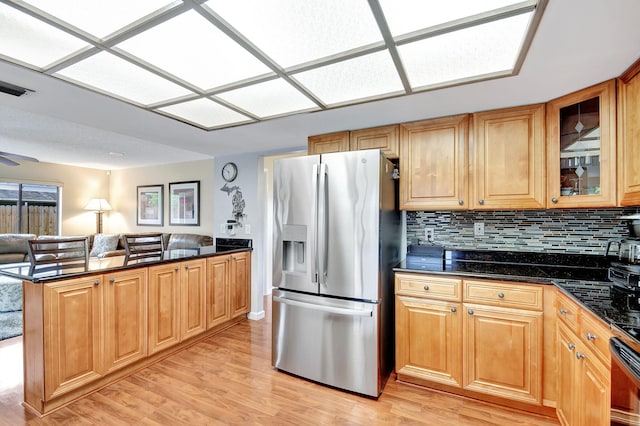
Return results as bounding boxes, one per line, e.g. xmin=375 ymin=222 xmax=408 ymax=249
xmin=148 ymin=264 xmax=181 ymax=354
xmin=308 ymin=131 xmax=350 ymax=155
xmin=207 ymin=255 xmax=230 ymax=329
xmin=556 ymin=324 xmax=578 ymax=426
xmin=579 ymin=354 xmax=610 ymax=426
xmin=181 ymin=259 xmax=206 ymax=340
xmin=618 ymin=60 xmax=640 ymax=205
xmin=400 ymin=115 xmax=469 ymax=210
xmin=44 ymin=277 xmax=102 ymax=398
xmin=396 ymin=296 xmax=462 ymax=388
xmin=471 ymin=104 xmax=545 ymax=209
xmin=350 ymin=125 xmax=399 ymax=158
xmin=230 ymin=252 xmax=251 ymax=319
xmin=103 ymin=269 xmax=147 ymax=373
xmin=463 ymin=304 xmax=542 ymax=405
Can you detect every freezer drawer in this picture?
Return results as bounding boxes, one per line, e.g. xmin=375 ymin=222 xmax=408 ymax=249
xmin=272 ymin=290 xmax=382 ymax=397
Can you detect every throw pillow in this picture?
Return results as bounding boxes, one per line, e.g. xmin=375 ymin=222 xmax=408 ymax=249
xmin=90 ymin=234 xmax=119 ymax=258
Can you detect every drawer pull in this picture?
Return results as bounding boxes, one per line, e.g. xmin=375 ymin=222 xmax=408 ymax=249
xmin=458 ymin=200 xmax=464 ymax=205
xmin=559 ymin=308 xmax=568 ymax=315
xmin=576 ymin=352 xmax=586 ymax=360
xmin=567 ymin=343 xmax=575 ymax=350
xmin=423 ymin=285 xmax=429 ymax=291
xmin=175 ymin=267 xmax=180 ymax=271
xmin=479 ymin=199 xmax=485 ymax=205
xmin=468 ymin=309 xmax=474 ymax=315
xmin=551 ymin=197 xmax=558 ymax=204
xmin=497 ymin=292 xmax=505 ymax=299
xmin=93 ymin=280 xmax=100 ymax=286
xmin=450 ymin=307 xmax=457 ymax=313
xmin=109 ymin=278 xmax=115 ymax=284
xmin=586 ymin=332 xmax=597 ymax=341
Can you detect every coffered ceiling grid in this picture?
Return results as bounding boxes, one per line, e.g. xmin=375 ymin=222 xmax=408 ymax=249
xmin=0 ymin=0 xmax=545 ymax=131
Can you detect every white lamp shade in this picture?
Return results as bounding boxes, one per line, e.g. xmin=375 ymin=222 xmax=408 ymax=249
xmin=84 ymin=198 xmax=112 ymax=211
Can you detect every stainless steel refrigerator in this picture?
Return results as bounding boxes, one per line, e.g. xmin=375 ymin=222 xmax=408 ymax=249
xmin=272 ymin=149 xmax=401 ymax=397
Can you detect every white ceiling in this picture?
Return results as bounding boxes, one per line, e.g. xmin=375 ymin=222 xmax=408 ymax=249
xmin=0 ymin=0 xmax=639 ymax=170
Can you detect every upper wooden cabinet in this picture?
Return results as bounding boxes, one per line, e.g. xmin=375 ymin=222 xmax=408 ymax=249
xmin=349 ymin=124 xmax=399 ymax=158
xmin=618 ymin=59 xmax=640 ymax=206
xmin=307 ymin=131 xmax=350 ymax=155
xmin=308 ymin=125 xmax=399 ymax=158
xmin=399 ymin=115 xmax=469 ymax=210
xmin=546 ymin=80 xmax=617 ymax=208
xmin=471 ymin=104 xmax=546 ymax=210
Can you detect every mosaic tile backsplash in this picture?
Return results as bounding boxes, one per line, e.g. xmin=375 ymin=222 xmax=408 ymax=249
xmin=406 ymin=207 xmax=640 ymax=255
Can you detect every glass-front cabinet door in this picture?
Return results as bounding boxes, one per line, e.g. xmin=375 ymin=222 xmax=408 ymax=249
xmin=546 ymin=80 xmax=617 ymax=208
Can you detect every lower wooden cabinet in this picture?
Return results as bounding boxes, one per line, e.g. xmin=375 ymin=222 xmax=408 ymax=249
xmin=230 ymin=251 xmax=251 ymax=319
xmin=148 ymin=259 xmax=208 ymax=354
xmin=555 ymin=292 xmax=611 ymax=426
xmin=43 ymin=275 xmax=103 ymax=399
xmin=556 ymin=322 xmax=610 ymax=426
xmin=396 ymin=295 xmax=462 ymax=388
xmin=395 ymin=273 xmax=544 ymax=407
xmin=103 ymin=269 xmax=148 ymax=374
xmin=463 ymin=304 xmax=543 ymax=404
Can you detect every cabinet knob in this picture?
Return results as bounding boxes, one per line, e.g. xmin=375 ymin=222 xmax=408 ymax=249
xmin=423 ymin=285 xmax=429 ymax=291
xmin=497 ymin=292 xmax=505 ymax=299
xmin=93 ymin=280 xmax=100 ymax=286
xmin=478 ymin=199 xmax=485 ymax=205
xmin=468 ymin=309 xmax=474 ymax=315
xmin=576 ymin=352 xmax=586 ymax=360
xmin=185 ymin=265 xmax=189 ymax=269
xmin=551 ymin=197 xmax=558 ymax=204
xmin=109 ymin=278 xmax=115 ymax=284
xmin=586 ymin=332 xmax=597 ymax=341
xmin=175 ymin=267 xmax=180 ymax=271
xmin=450 ymin=307 xmax=457 ymax=313
xmin=559 ymin=308 xmax=568 ymax=315
xmin=567 ymin=343 xmax=575 ymax=350
xmin=458 ymin=200 xmax=464 ymax=206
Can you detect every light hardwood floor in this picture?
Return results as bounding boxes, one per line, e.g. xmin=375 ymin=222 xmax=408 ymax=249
xmin=0 ymin=296 xmax=559 ymax=425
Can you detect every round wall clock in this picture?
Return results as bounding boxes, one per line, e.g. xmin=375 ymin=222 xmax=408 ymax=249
xmin=222 ymin=162 xmax=238 ymax=182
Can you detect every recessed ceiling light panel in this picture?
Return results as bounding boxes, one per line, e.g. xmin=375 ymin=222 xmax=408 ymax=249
xmin=293 ymin=50 xmax=404 ymax=106
xmin=158 ymin=98 xmax=252 ymax=128
xmin=21 ymin=0 xmax=174 ymax=39
xmin=399 ymin=12 xmax=533 ymax=89
xmin=55 ymin=51 xmax=192 ymax=105
xmin=116 ymin=10 xmax=274 ymax=91
xmin=0 ymin=2 xmax=88 ymax=68
xmin=216 ymin=79 xmax=319 ymax=118
xmin=379 ymin=0 xmax=525 ymax=36
xmin=207 ymin=0 xmax=383 ymax=68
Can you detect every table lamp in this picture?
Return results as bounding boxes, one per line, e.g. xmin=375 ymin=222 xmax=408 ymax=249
xmin=84 ymin=198 xmax=112 ymax=233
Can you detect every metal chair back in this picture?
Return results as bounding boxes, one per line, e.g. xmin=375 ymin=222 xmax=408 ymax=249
xmin=123 ymin=233 xmax=164 ymax=264
xmin=27 ymin=236 xmax=89 ymax=274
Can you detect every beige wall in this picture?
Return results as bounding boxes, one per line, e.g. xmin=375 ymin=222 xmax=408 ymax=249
xmin=0 ymin=161 xmax=109 ymax=235
xmin=109 ymin=159 xmax=215 ymax=236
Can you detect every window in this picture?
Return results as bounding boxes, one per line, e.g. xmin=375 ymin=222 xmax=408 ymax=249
xmin=0 ymin=182 xmax=59 ymax=235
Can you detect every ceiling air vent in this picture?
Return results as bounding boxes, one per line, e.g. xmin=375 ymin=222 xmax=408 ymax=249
xmin=0 ymin=80 xmax=33 ymax=97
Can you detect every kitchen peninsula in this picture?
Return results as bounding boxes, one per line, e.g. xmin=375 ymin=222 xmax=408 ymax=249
xmin=0 ymin=246 xmax=251 ymax=416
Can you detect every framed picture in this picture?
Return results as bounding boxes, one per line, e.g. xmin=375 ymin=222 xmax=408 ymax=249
xmin=137 ymin=185 xmax=163 ymax=226
xmin=169 ymin=181 xmax=200 ymax=226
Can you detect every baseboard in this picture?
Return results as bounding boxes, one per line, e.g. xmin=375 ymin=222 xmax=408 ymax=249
xmin=248 ymin=310 xmax=265 ymax=321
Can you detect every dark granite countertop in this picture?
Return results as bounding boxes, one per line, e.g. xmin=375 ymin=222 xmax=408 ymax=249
xmin=0 ymin=246 xmax=252 ymax=283
xmin=394 ymin=247 xmax=639 ymax=343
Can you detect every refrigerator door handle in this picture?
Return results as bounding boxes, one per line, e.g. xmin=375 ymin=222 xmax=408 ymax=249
xmin=318 ymin=163 xmax=328 ymax=286
xmin=311 ymin=163 xmax=319 ymax=284
xmin=273 ymin=296 xmax=373 ymax=317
